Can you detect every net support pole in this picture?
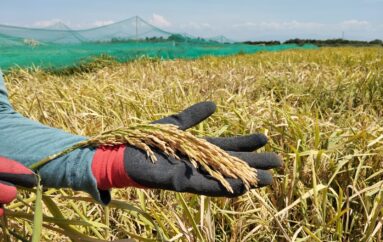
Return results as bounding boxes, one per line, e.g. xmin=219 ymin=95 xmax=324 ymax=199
xmin=135 ymin=16 xmax=138 ymax=41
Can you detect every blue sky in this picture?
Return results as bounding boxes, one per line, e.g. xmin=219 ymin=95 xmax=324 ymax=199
xmin=0 ymin=0 xmax=382 ymax=41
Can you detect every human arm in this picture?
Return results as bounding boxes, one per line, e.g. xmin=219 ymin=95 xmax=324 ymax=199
xmin=0 ymin=71 xmax=105 ymax=203
xmin=0 ymin=71 xmax=282 ymax=204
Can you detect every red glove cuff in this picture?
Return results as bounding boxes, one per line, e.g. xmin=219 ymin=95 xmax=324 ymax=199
xmin=91 ymin=145 xmax=145 ymax=190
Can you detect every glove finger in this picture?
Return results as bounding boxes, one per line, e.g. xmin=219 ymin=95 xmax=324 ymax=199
xmin=0 ymin=157 xmax=38 ymax=188
xmin=227 ymin=151 xmax=283 ymax=169
xmin=0 ymin=205 xmax=4 ymax=217
xmin=175 ymin=169 xmax=273 ymax=197
xmin=124 ymin=146 xmax=275 ymax=196
xmin=152 ymin=101 xmax=216 ymax=130
xmin=205 ymin=133 xmax=268 ymax=151
xmin=177 ymin=171 xmax=246 ymax=197
xmin=0 ymin=181 xmax=17 ymax=204
xmin=256 ymin=169 xmax=274 ymax=187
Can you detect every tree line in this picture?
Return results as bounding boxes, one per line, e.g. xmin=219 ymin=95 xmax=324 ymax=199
xmin=244 ymin=39 xmax=383 ymax=46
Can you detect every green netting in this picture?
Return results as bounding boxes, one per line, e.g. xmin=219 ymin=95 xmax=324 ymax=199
xmin=0 ymin=16 xmax=318 ymax=69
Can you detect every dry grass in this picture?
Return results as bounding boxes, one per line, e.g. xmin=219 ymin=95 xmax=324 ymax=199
xmin=1 ymin=46 xmax=383 ymax=241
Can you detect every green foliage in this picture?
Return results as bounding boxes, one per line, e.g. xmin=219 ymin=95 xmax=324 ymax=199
xmin=284 ymin=38 xmax=383 ymax=46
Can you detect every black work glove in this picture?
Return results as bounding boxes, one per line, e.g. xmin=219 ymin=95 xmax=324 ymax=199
xmin=123 ymin=102 xmax=282 ymax=197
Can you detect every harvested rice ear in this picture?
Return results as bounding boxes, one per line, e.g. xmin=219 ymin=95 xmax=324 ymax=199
xmin=30 ymin=124 xmax=258 ymax=193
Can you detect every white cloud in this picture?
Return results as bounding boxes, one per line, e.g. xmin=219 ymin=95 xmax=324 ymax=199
xmin=92 ymin=20 xmax=115 ymax=27
xmin=233 ymin=21 xmax=324 ymax=31
xmin=233 ymin=20 xmax=373 ymax=32
xmin=149 ymin=14 xmax=171 ymax=27
xmin=180 ymin=22 xmax=213 ymax=30
xmin=31 ymin=19 xmax=115 ymax=29
xmin=33 ymin=19 xmax=63 ymax=28
xmin=227 ymin=19 xmax=382 ymax=41
xmin=340 ymin=20 xmax=370 ymax=29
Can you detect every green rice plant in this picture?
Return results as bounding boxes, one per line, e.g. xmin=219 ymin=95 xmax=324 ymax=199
xmin=31 ymin=178 xmax=43 ymax=242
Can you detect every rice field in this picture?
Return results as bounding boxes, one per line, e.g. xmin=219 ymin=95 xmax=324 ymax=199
xmin=1 ymin=46 xmax=383 ymax=241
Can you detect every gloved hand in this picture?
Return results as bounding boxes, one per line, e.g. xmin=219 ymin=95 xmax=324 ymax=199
xmin=92 ymin=102 xmax=282 ymax=197
xmin=0 ymin=157 xmax=37 ymax=216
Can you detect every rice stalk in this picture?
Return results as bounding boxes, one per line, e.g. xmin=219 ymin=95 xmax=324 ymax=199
xmin=3 ymin=47 xmax=382 ymax=241
xmin=30 ymin=124 xmax=258 ymax=193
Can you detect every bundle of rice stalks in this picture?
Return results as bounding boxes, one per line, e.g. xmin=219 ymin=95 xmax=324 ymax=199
xmin=30 ymin=124 xmax=258 ymax=193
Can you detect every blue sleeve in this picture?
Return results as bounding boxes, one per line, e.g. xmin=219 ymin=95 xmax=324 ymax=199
xmin=0 ymin=70 xmax=110 ymax=205
xmin=0 ymin=70 xmax=12 ymax=112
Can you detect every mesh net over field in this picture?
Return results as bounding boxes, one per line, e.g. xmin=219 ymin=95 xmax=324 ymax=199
xmin=0 ymin=16 xmax=317 ymax=69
